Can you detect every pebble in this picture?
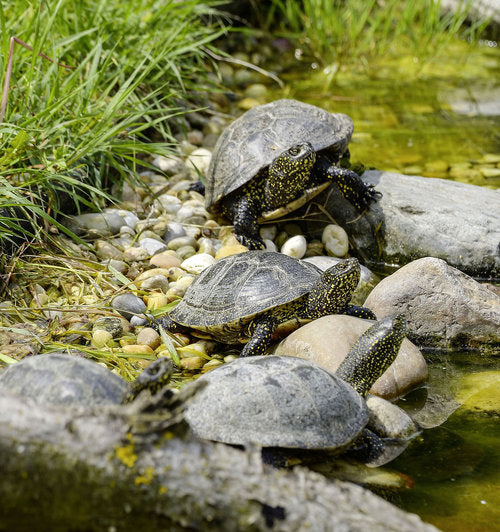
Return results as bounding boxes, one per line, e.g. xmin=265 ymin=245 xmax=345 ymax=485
xmin=180 ymin=356 xmax=206 ymax=370
xmin=155 ymin=194 xmax=182 ymax=215
xmin=145 ymin=293 xmax=170 ymax=310
xmin=122 ymin=246 xmax=150 ymax=262
xmin=136 ymin=327 xmax=161 ymax=350
xmin=139 ymin=238 xmax=168 ymax=256
xmin=181 ymin=253 xmax=216 ymax=274
xmin=215 ymin=244 xmax=248 ymax=259
xmin=260 ymin=224 xmax=277 ymax=241
xmin=103 ymin=259 xmax=128 ymax=274
xmin=152 ymin=154 xmax=186 ymax=174
xmin=121 ymin=344 xmax=155 ymax=355
xmin=175 ymin=245 xmax=197 ymax=260
xmin=264 ymin=239 xmax=277 ymax=252
xmin=322 ymin=224 xmax=349 ymax=257
xmin=67 ymin=213 xmax=127 ymax=238
xmin=92 ymin=329 xmax=114 ymax=348
xmin=111 ymin=293 xmax=146 ymax=320
xmin=167 ymin=236 xmax=198 ymax=251
xmin=281 ymin=235 xmax=307 ymax=259
xmin=95 ymin=240 xmax=123 ymax=260
xmin=184 ymin=148 xmax=212 ymax=176
xmin=149 ymin=250 xmax=181 ymax=269
xmin=140 ymin=275 xmax=170 ymax=293
xmin=92 ymin=316 xmax=124 ymax=338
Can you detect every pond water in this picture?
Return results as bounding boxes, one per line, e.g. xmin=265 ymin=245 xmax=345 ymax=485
xmin=272 ymin=40 xmax=500 ymax=188
xmin=266 ymin=39 xmax=499 ymax=532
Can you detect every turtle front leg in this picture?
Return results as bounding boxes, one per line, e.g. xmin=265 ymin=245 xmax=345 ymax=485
xmin=226 ymin=195 xmax=265 ymax=250
xmin=315 ymin=156 xmax=381 ymax=212
xmin=240 ymin=316 xmax=277 ymax=357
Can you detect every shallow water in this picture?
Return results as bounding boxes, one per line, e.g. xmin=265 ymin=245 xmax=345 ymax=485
xmin=267 ymin=40 xmax=500 ymax=531
xmin=272 ymin=41 xmax=500 ymax=188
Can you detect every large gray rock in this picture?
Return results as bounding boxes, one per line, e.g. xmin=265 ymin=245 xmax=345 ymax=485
xmin=364 ymin=257 xmax=500 ymax=351
xmin=315 ymin=171 xmax=500 ymax=280
xmin=273 ymin=315 xmax=428 ymax=400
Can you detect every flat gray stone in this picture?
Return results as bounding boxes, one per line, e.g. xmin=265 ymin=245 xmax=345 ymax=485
xmin=273 ymin=315 xmax=428 ymax=400
xmin=364 ymin=257 xmax=500 ymax=351
xmin=315 ymin=171 xmax=500 ymax=280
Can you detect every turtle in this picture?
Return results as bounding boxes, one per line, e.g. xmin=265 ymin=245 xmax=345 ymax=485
xmin=205 ymin=99 xmax=381 ymax=250
xmin=0 ymin=352 xmax=173 ymax=407
xmin=160 ymin=251 xmax=376 ymax=358
xmin=185 ymin=314 xmax=408 ymax=460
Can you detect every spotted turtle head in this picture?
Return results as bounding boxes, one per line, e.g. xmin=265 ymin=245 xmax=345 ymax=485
xmin=269 ymin=142 xmax=316 ymax=181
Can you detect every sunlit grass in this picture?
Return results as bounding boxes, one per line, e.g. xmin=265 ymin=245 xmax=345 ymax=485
xmin=0 ymin=0 xmax=225 ymax=250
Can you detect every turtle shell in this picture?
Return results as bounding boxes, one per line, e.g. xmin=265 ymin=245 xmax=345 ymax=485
xmin=185 ymin=355 xmax=368 ymax=450
xmin=169 ymin=251 xmax=323 ymax=340
xmin=205 ymin=99 xmax=353 ymax=211
xmin=0 ymin=352 xmax=128 ymax=406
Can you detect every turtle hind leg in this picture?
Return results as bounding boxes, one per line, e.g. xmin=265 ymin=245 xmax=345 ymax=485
xmin=224 ymin=195 xmax=265 ymax=250
xmin=315 ymin=156 xmax=382 ymax=212
xmin=240 ymin=316 xmax=277 ymax=357
xmin=344 ymin=428 xmax=385 ymax=463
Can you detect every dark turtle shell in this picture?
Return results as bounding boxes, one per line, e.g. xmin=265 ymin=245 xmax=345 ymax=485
xmin=169 ymin=251 xmax=323 ymax=337
xmin=185 ymin=355 xmax=368 ymax=450
xmin=205 ymin=99 xmax=353 ymax=211
xmin=0 ymin=352 xmax=128 ymax=406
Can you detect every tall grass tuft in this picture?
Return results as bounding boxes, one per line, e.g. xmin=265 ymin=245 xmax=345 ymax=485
xmin=265 ymin=0 xmax=489 ymax=74
xmin=0 ymin=0 xmax=225 ymax=251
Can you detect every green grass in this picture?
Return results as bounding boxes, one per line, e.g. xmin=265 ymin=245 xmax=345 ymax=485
xmin=0 ymin=0 xmax=225 ymax=251
xmin=264 ymin=0 xmax=489 ymax=74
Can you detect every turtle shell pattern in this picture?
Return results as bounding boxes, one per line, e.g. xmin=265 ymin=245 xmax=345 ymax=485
xmin=185 ymin=355 xmax=368 ymax=450
xmin=205 ymin=99 xmax=353 ymax=210
xmin=0 ymin=352 xmax=128 ymax=406
xmin=169 ymin=251 xmax=323 ymax=341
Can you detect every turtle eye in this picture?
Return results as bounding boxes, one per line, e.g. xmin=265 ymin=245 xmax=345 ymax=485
xmin=288 ymin=146 xmax=300 ymax=156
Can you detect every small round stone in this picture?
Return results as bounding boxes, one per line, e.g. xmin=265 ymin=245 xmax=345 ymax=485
xmin=122 ymin=344 xmax=155 ymax=355
xmin=215 ymin=244 xmax=248 ymax=259
xmin=149 ymin=251 xmax=181 ymax=269
xmin=322 ymin=224 xmax=349 ymax=257
xmin=92 ymin=329 xmax=114 ymax=348
xmin=93 ymin=316 xmax=124 ymax=338
xmin=139 ymin=238 xmax=168 ymax=256
xmin=264 ymin=239 xmax=277 ymax=252
xmin=136 ymin=327 xmax=161 ymax=350
xmin=181 ymin=253 xmax=216 ymax=274
xmin=145 ymin=292 xmax=170 ymax=310
xmin=163 ymin=222 xmax=186 ymax=242
xmin=168 ymin=236 xmax=198 ymax=251
xmin=185 ymin=148 xmax=212 ymax=176
xmin=180 ymin=356 xmax=206 ymax=370
xmin=176 ymin=245 xmax=197 ymax=261
xmin=280 ymin=235 xmax=307 ymax=259
xmin=140 ymin=275 xmax=170 ymax=293
xmin=260 ymin=224 xmax=277 ymax=241
xmin=111 ymin=293 xmax=146 ymax=320
xmin=122 ymin=246 xmax=150 ymax=262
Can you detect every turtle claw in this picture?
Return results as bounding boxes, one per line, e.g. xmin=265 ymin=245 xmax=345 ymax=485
xmin=237 ymin=233 xmax=266 ymax=250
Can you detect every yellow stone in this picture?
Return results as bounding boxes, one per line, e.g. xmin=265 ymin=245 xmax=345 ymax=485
xmin=121 ymin=344 xmax=154 ymax=355
xmin=180 ymin=356 xmax=206 ymax=370
xmin=215 ymin=244 xmax=248 ymax=260
xmin=92 ymin=329 xmax=114 ymax=348
xmin=145 ymin=292 xmax=170 ymax=310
